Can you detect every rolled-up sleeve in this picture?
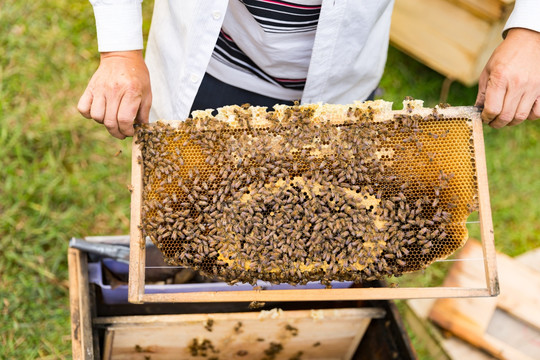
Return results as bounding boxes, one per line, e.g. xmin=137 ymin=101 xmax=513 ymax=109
xmin=503 ymin=0 xmax=540 ymax=37
xmin=90 ymin=0 xmax=144 ymax=52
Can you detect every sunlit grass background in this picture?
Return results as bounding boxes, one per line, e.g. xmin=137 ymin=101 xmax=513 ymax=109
xmin=1 ymin=1 xmax=538 ymax=358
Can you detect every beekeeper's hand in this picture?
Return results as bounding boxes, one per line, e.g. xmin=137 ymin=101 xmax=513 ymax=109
xmin=78 ymin=50 xmax=152 ymax=139
xmin=476 ymin=28 xmax=540 ymax=128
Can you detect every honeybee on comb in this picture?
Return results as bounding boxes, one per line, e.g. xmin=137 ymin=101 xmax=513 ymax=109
xmin=134 ymin=99 xmax=479 ymax=286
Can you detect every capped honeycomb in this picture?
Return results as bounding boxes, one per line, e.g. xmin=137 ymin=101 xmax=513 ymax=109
xmin=134 ymin=99 xmax=480 ymax=286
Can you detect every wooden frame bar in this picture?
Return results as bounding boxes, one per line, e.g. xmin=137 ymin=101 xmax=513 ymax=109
xmin=128 ymin=108 xmax=498 ymax=303
xmin=68 ymin=248 xmax=95 ymax=359
xmin=472 ymin=117 xmax=499 ymax=295
xmin=128 ymin=136 xmax=145 ymax=303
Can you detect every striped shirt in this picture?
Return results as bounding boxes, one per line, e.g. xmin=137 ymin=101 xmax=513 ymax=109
xmin=206 ymin=0 xmax=322 ymax=101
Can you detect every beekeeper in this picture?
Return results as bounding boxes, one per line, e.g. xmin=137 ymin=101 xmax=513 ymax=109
xmin=78 ymin=0 xmax=540 ymax=139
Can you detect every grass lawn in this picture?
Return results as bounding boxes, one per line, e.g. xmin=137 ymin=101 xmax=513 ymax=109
xmin=1 ymin=1 xmax=538 ymax=358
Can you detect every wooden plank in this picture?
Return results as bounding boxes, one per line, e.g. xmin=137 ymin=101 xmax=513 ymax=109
xmin=97 ymin=308 xmax=383 ymax=360
xmin=431 ymin=300 xmax=503 ymax=358
xmin=343 ymin=320 xmax=371 ymax=360
xmin=102 ymin=330 xmax=114 ymax=360
xmin=391 ymin=0 xmax=491 ymax=84
xmin=137 ymin=287 xmax=491 ymax=303
xmin=486 ymin=309 xmax=540 ymax=360
xmin=438 ymin=242 xmax=540 ymax=332
xmin=516 ymin=247 xmax=540 ymax=273
xmin=445 ymin=0 xmax=511 ymax=21
xmin=129 ymin=136 xmax=145 ymax=304
xmin=94 ymin=308 xmax=386 ymax=325
xmin=402 ymin=302 xmax=451 ymax=360
xmin=407 ymin=298 xmax=498 ymax=360
xmin=472 ymin=116 xmax=499 ymax=295
xmin=493 ymin=254 xmax=540 ymax=331
xmin=479 ymin=334 xmax=537 ymax=360
xmin=430 ymin=241 xmax=498 ymax=332
xmin=68 ymin=248 xmax=94 ymax=360
xmin=429 ymin=241 xmax=499 ymax=356
xmin=443 ymin=337 xmax=497 ymax=360
xmin=68 ymin=248 xmax=84 ymax=359
xmin=430 ymin=241 xmax=540 ymax=360
xmin=407 ymin=298 xmax=437 ymax=320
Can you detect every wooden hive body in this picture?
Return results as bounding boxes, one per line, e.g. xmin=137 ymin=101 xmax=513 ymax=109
xmin=390 ymin=0 xmax=515 ymax=85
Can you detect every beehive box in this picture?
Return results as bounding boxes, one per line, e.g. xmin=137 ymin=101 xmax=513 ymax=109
xmin=128 ymin=100 xmax=497 ymax=303
xmin=96 ymin=308 xmax=386 ymax=360
xmin=68 ymin=246 xmax=415 ymax=360
xmin=390 ymin=0 xmax=515 ymax=85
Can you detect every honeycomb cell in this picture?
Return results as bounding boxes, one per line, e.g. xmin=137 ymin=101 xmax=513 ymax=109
xmin=134 ymin=100 xmax=479 ymax=286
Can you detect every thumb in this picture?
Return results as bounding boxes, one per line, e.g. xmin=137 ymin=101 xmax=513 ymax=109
xmin=475 ymin=71 xmax=488 ymax=108
xmin=136 ymin=91 xmax=152 ymax=124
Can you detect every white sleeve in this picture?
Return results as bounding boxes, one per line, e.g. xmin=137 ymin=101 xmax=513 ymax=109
xmin=90 ymin=0 xmax=144 ymax=52
xmin=503 ymin=0 xmax=540 ymax=37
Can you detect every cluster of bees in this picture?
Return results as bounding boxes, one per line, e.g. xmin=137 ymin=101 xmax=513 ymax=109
xmin=188 ymin=338 xmax=219 ymax=358
xmin=263 ymin=342 xmax=284 ymax=360
xmin=135 ymin=100 xmax=478 ymax=286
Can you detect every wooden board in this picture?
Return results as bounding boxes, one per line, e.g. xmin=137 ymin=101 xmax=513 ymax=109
xmin=407 ymin=245 xmax=540 ymax=360
xmin=96 ymin=308 xmax=385 ymax=360
xmin=68 ymin=248 xmax=95 ymax=360
xmin=516 ymin=247 xmax=540 ymax=273
xmin=446 ymin=0 xmax=513 ymax=21
xmin=128 ymin=106 xmax=498 ymax=303
xmin=390 ymin=0 xmax=512 ymax=85
xmin=405 ymin=297 xmax=497 ymax=360
xmin=429 ymin=240 xmax=540 ymax=360
xmin=486 ymin=308 xmax=540 ymax=360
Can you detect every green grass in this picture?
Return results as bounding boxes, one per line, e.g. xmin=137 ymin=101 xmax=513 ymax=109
xmin=0 ymin=2 xmax=538 ymax=358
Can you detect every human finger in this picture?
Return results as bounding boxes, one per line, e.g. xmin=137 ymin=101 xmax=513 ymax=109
xmin=103 ymin=119 xmax=126 ymax=139
xmin=90 ymin=95 xmax=107 ymax=124
xmin=117 ymin=92 xmax=141 ymax=137
xmin=528 ymin=99 xmax=540 ymax=121
xmin=481 ymin=75 xmax=507 ymax=125
xmin=488 ymin=84 xmax=522 ymax=129
xmin=508 ymin=95 xmax=536 ymax=126
xmin=136 ymin=91 xmax=152 ymax=124
xmin=103 ymin=96 xmax=125 ymax=139
xmin=77 ymin=89 xmax=94 ymax=119
xmin=475 ymin=71 xmax=488 ymax=109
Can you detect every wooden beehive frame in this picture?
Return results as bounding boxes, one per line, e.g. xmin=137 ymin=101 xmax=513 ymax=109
xmin=128 ymin=106 xmax=498 ymax=304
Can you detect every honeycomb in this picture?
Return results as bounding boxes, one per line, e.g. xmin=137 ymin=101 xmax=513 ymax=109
xmin=134 ymin=99 xmax=479 ymax=286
